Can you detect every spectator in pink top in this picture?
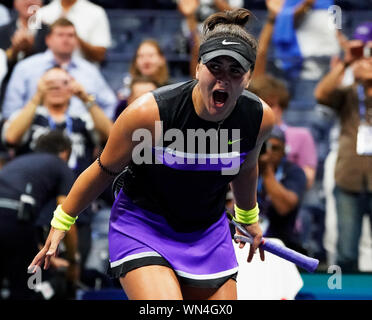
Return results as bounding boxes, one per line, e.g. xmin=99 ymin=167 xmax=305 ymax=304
xmin=249 ymin=74 xmax=317 ymax=189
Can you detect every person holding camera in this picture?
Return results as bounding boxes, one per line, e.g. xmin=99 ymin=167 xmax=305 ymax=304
xmin=314 ymin=21 xmax=372 ymax=272
xmin=258 ymin=126 xmax=307 ymax=253
xmin=2 ymin=66 xmax=112 ymax=174
xmin=0 ymin=131 xmax=77 ymax=300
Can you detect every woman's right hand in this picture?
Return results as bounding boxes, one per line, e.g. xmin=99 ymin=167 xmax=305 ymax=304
xmin=28 ymin=227 xmax=67 ymax=273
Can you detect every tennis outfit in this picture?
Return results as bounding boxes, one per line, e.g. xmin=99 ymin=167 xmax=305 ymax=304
xmin=108 ymin=80 xmax=263 ymax=288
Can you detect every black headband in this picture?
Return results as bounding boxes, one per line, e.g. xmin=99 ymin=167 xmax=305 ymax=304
xmin=198 ymin=36 xmax=256 ymax=72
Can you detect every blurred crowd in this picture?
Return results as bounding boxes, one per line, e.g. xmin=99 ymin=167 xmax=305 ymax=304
xmin=0 ymin=0 xmax=371 ymax=300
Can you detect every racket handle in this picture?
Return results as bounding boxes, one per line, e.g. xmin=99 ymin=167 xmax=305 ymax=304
xmin=260 ymin=239 xmax=319 ymax=273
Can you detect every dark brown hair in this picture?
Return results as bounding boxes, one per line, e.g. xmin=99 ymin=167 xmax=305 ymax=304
xmin=201 ymin=8 xmax=257 ymax=57
xmin=48 ymin=17 xmax=76 ymax=35
xmin=249 ymin=74 xmax=290 ymax=110
xmin=129 ymin=39 xmax=169 ymax=86
xmin=130 ymin=76 xmax=160 ymax=91
xmin=35 ymin=130 xmax=72 ymax=156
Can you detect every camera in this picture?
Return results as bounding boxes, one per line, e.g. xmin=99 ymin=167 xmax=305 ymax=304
xmin=350 ymin=44 xmax=372 ymax=59
xmin=17 ymin=184 xmax=36 ymax=223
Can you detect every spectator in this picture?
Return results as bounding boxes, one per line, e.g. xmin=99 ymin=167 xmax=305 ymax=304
xmin=258 ymin=125 xmax=307 ymax=253
xmin=177 ymin=0 xmax=244 ymax=78
xmin=114 ymin=76 xmax=159 ymax=120
xmin=314 ymin=31 xmax=372 ymax=272
xmin=0 ymin=0 xmax=49 ymax=106
xmin=249 ymin=0 xmax=318 ymax=189
xmin=2 ymin=66 xmax=113 ymax=175
xmin=0 ymin=130 xmax=77 ymax=300
xmin=322 ymin=22 xmax=372 ymax=267
xmin=1 ymin=17 xmax=117 ymax=120
xmin=271 ymin=0 xmax=339 ymax=80
xmin=2 ymin=66 xmax=113 ymax=274
xmin=249 ymin=75 xmax=317 ymax=189
xmin=39 ymin=0 xmax=111 ymax=63
xmin=118 ymin=39 xmax=169 ymax=101
xmin=0 ymin=3 xmax=10 ymax=27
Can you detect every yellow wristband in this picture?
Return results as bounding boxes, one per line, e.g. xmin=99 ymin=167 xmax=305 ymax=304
xmin=233 ymin=203 xmax=259 ymax=225
xmin=51 ymin=205 xmax=78 ymax=231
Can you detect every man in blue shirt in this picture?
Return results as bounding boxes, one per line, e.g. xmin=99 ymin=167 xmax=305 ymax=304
xmin=258 ymin=126 xmax=307 ymax=253
xmin=1 ymin=17 xmax=117 ymax=120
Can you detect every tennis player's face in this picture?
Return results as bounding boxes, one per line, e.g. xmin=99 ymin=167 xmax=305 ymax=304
xmin=196 ymin=56 xmax=251 ymax=117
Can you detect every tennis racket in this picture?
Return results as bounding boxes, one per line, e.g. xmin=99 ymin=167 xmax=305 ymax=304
xmin=229 ymin=213 xmax=319 ymax=273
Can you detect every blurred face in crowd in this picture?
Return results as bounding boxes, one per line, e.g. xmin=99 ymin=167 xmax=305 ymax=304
xmin=46 ymin=25 xmax=78 ymax=57
xmin=14 ymin=0 xmax=42 ymax=20
xmin=128 ymin=81 xmax=157 ymax=105
xmin=196 ymin=56 xmax=251 ymax=118
xmin=266 ymin=137 xmax=285 ymax=167
xmin=135 ymin=42 xmax=166 ymax=77
xmin=43 ymin=68 xmax=73 ymax=107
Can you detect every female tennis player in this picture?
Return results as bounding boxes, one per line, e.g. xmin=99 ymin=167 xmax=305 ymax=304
xmin=29 ymin=8 xmax=275 ymax=300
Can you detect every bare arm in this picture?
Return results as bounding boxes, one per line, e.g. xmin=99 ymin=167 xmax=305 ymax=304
xmin=29 ymin=93 xmax=160 ymax=271
xmin=77 ymin=37 xmax=106 ymax=63
xmin=293 ymin=0 xmax=315 ymax=25
xmin=87 ymin=103 xmax=113 ymax=141
xmin=213 ymin=0 xmax=233 ymax=11
xmin=230 ymin=100 xmax=275 ymax=262
xmin=62 ymin=93 xmax=159 ymax=216
xmin=70 ymin=79 xmax=113 ymax=141
xmin=178 ymin=0 xmax=200 ymax=78
xmin=252 ymin=0 xmax=284 ymax=80
xmin=314 ymin=60 xmax=348 ymax=105
xmin=303 ymin=165 xmax=316 ymax=190
xmin=4 ymin=93 xmax=41 ymax=145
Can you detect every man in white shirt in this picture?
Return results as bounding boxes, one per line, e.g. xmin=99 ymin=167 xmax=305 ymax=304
xmin=39 ymin=0 xmax=111 ymax=63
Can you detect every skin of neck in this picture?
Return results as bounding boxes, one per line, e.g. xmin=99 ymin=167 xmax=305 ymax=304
xmin=18 ymin=16 xmax=29 ymax=28
xmin=61 ymin=0 xmax=77 ymax=10
xmin=53 ymin=52 xmax=73 ymax=67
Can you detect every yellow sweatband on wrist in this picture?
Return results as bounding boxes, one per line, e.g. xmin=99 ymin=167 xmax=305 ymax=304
xmin=51 ymin=205 xmax=78 ymax=231
xmin=233 ymin=203 xmax=259 ymax=225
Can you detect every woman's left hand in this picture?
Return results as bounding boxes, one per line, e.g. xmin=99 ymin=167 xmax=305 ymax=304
xmin=236 ymin=222 xmax=265 ymax=262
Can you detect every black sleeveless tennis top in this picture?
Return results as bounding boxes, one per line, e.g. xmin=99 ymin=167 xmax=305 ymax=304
xmin=122 ymin=80 xmax=263 ymax=232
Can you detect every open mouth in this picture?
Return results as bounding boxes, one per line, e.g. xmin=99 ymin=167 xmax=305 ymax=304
xmin=212 ymin=90 xmax=229 ymax=108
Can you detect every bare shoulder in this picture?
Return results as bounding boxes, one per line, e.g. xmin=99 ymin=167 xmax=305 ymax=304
xmin=114 ymin=92 xmax=160 ymax=134
xmin=257 ymin=98 xmax=275 ymax=142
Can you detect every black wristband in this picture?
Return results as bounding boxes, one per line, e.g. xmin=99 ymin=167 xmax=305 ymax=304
xmin=97 ymin=152 xmax=122 ymax=176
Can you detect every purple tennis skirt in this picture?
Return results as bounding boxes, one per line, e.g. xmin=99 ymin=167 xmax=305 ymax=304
xmin=107 ymin=189 xmax=238 ymax=288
